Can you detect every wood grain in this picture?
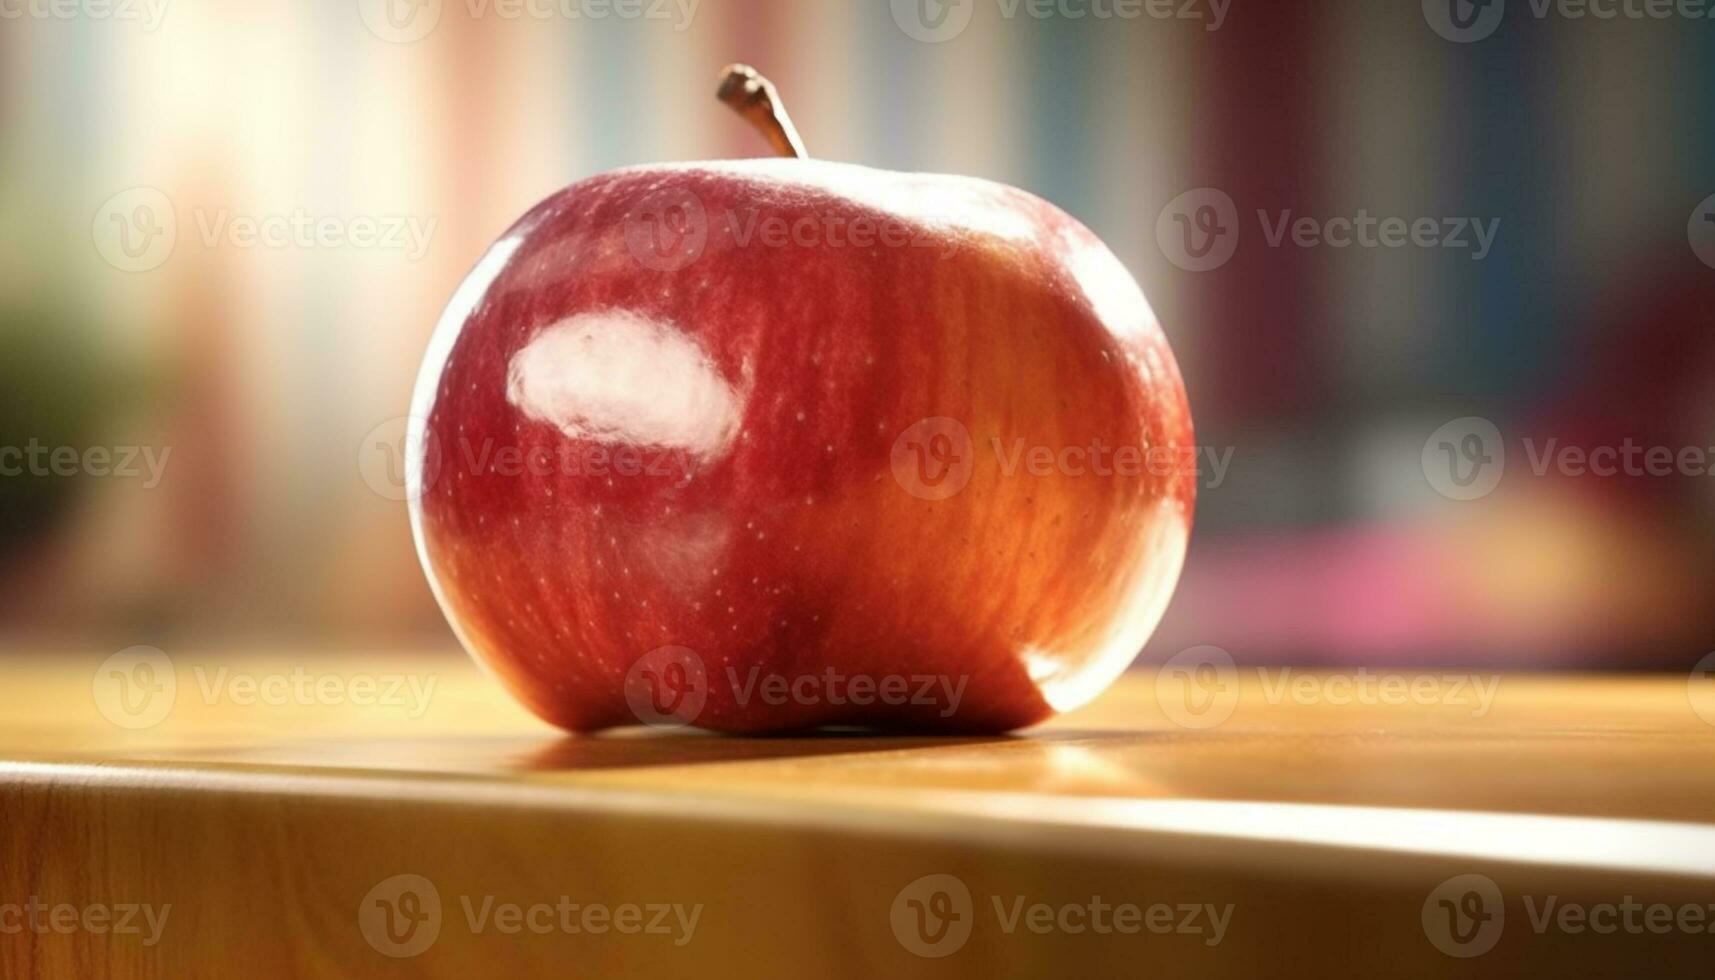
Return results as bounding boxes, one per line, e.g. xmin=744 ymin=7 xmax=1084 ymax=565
xmin=3 ymin=649 xmax=1714 ymax=977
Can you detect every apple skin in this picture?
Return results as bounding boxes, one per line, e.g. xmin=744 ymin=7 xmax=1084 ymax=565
xmin=407 ymin=159 xmax=1193 ymax=733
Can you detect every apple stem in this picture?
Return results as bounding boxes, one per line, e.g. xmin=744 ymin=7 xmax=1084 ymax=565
xmin=717 ymin=64 xmax=808 ymax=159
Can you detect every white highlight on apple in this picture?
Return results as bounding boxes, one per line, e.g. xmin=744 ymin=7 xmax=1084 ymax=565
xmin=407 ymin=234 xmax=523 ymax=507
xmin=1059 ymin=227 xmax=1159 ymax=341
xmin=506 ymin=310 xmax=743 ymax=461
xmin=407 ymin=233 xmax=524 ymax=673
xmin=1024 ymin=497 xmax=1189 ymax=713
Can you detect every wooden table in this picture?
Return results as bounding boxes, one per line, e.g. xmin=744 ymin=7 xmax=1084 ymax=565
xmin=4 ymin=649 xmax=1714 ymax=977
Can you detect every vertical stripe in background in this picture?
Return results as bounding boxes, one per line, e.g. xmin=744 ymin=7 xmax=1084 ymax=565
xmin=1325 ymin=3 xmax=1447 ymax=412
xmin=716 ymin=0 xmax=790 ymax=159
xmin=860 ymin=1 xmax=928 ymax=171
xmin=500 ymin=14 xmax=579 ymax=199
xmin=1557 ymin=17 xmax=1681 ymax=357
xmin=1697 ymin=27 xmax=1715 ymax=197
xmin=1320 ymin=4 xmax=1470 ymax=526
xmin=0 ymin=20 xmax=96 ymax=275
xmin=1018 ymin=14 xmax=1097 ymax=223
xmin=772 ymin=0 xmax=859 ymax=164
xmin=1090 ymin=11 xmax=1194 ymax=338
xmin=924 ymin=4 xmax=1022 ymax=190
xmin=654 ymin=12 xmax=729 ymax=165
xmin=1199 ymin=2 xmax=1324 ymax=421
xmin=1455 ymin=17 xmax=1553 ymax=404
xmin=576 ymin=16 xmax=647 ymax=174
xmin=50 ymin=19 xmax=111 ymax=256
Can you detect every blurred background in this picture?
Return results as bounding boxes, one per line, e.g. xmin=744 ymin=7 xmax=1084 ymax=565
xmin=1 ymin=0 xmax=1712 ymax=669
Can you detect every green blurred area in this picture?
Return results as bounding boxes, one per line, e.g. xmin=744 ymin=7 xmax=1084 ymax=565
xmin=0 ymin=304 xmax=119 ymax=562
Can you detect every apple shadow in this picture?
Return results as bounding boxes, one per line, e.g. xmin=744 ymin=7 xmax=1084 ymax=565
xmin=517 ymin=728 xmax=1021 ymax=772
xmin=104 ymin=729 xmax=1023 ymax=777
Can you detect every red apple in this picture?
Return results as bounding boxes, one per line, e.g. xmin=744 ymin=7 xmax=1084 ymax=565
xmin=406 ymin=66 xmax=1194 ymax=733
